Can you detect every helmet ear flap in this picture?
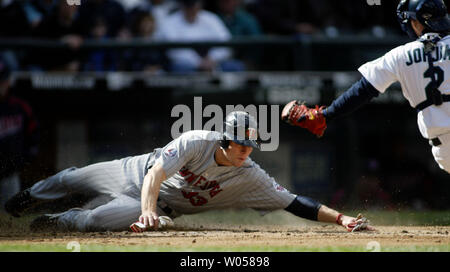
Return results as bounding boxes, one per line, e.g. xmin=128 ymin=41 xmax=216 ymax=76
xmin=222 ymin=111 xmax=260 ymax=149
xmin=219 ymin=139 xmax=230 ymax=149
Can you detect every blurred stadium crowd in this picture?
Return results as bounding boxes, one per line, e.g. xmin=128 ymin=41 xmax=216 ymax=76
xmin=0 ymin=0 xmax=402 ymax=73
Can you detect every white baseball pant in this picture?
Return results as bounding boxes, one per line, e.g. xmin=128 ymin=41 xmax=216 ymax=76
xmin=432 ymin=141 xmax=450 ymax=174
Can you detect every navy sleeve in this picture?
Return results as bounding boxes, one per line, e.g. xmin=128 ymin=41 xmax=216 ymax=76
xmin=323 ymin=76 xmax=379 ymax=122
xmin=284 ymin=195 xmax=322 ymax=221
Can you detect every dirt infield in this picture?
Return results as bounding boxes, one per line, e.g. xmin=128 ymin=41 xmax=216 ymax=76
xmin=1 ymin=224 xmax=449 ymax=251
xmin=1 ymin=210 xmax=450 ymax=251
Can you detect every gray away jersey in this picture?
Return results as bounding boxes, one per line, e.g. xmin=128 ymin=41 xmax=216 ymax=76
xmin=131 ymin=130 xmax=296 ymax=216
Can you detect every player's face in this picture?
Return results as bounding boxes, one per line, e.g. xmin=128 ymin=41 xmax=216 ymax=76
xmin=224 ymin=141 xmax=253 ymax=167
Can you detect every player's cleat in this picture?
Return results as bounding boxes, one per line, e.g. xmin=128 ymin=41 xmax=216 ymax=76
xmin=130 ymin=216 xmax=175 ymax=232
xmin=4 ymin=188 xmax=40 ymax=217
xmin=30 ymin=214 xmax=60 ymax=232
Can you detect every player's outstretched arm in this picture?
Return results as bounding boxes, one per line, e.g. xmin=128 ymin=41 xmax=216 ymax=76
xmin=285 ymin=195 xmax=374 ymax=232
xmin=139 ymin=162 xmax=167 ymax=231
xmin=321 ymin=76 xmax=379 ymax=122
xmin=281 ymin=77 xmax=379 ymax=137
xmin=317 ymin=205 xmax=375 ymax=232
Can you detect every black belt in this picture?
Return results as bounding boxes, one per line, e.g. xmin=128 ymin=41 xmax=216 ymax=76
xmin=429 ymin=137 xmax=442 ymax=147
xmin=415 ymin=94 xmax=450 ymax=112
xmin=157 ymin=197 xmax=174 ymax=216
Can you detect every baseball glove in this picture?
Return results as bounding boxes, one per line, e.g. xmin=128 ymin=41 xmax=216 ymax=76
xmin=281 ymin=100 xmax=327 ymax=137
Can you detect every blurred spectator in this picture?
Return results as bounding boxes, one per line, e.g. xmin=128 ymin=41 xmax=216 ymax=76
xmin=25 ymin=0 xmax=57 ymax=35
xmin=0 ymin=56 xmax=39 ymax=211
xmin=30 ymin=0 xmax=55 ymax=17
xmin=246 ymin=0 xmax=400 ymax=37
xmin=129 ymin=10 xmax=156 ymax=39
xmin=77 ymin=0 xmax=127 ymax=38
xmin=213 ymin=0 xmax=262 ymax=70
xmin=31 ymin=0 xmax=83 ymax=71
xmin=150 ymin=0 xmax=179 ymax=38
xmin=312 ymin=1 xmax=384 ymax=37
xmin=115 ymin=0 xmax=148 ymax=12
xmin=22 ymin=0 xmax=47 ymax=30
xmin=34 ymin=1 xmax=82 ymax=40
xmin=332 ymin=0 xmax=400 ymax=36
xmin=119 ymin=1 xmax=152 ymax=39
xmin=364 ymin=0 xmax=402 ymax=37
xmin=0 ymin=0 xmax=37 ymax=37
xmin=215 ymin=0 xmax=262 ymax=37
xmin=119 ymin=10 xmax=167 ymax=72
xmin=245 ymin=0 xmax=322 ymax=36
xmin=119 ymin=0 xmax=179 ymax=38
xmin=82 ymin=16 xmax=119 ymax=71
xmin=159 ymin=0 xmax=244 ymax=73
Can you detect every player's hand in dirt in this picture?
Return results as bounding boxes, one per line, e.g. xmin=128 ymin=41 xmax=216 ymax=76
xmin=339 ymin=213 xmax=376 ymax=232
xmin=138 ymin=211 xmax=160 ymax=231
xmin=130 ymin=216 xmax=174 ymax=232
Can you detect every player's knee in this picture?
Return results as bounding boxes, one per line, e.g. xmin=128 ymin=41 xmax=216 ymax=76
xmin=84 ymin=210 xmax=132 ymax=232
xmin=84 ymin=211 xmax=108 ymax=232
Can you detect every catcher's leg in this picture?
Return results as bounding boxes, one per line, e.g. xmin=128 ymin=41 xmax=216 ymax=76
xmin=432 ymin=142 xmax=450 ymax=174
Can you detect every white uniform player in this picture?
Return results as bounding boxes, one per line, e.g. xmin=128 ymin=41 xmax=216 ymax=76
xmin=282 ymin=0 xmax=450 ymax=174
xmin=5 ymin=111 xmax=373 ymax=232
xmin=358 ymin=33 xmax=450 ymax=172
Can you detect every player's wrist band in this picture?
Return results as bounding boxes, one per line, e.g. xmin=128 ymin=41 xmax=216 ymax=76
xmin=336 ymin=213 xmax=343 ymax=225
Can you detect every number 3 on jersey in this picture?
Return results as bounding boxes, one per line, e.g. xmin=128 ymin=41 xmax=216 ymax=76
xmin=182 ymin=190 xmax=208 ymax=206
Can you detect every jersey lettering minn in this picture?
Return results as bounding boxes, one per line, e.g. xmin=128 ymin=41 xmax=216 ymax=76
xmin=179 ymin=166 xmax=223 ymax=206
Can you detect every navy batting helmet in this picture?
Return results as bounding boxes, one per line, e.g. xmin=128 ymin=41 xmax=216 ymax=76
xmin=397 ymin=0 xmax=450 ymax=38
xmin=220 ymin=111 xmax=260 ymax=149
